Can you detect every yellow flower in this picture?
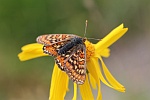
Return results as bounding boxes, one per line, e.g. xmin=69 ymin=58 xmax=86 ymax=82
xmin=18 ymin=24 xmax=128 ymax=100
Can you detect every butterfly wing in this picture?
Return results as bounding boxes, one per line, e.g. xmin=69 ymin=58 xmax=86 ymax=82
xmin=55 ymin=44 xmax=86 ymax=85
xmin=36 ymin=34 xmax=78 ymax=56
xmin=37 ymin=34 xmax=86 ymax=84
xmin=36 ymin=34 xmax=79 ymax=46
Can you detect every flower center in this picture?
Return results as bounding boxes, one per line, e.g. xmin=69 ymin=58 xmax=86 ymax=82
xmin=85 ymin=40 xmax=95 ymax=61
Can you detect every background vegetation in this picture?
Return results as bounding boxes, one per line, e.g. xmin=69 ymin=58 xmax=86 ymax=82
xmin=0 ymin=0 xmax=150 ymax=100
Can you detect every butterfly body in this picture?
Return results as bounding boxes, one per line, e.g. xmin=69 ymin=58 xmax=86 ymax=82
xmin=36 ymin=34 xmax=86 ymax=85
xmin=58 ymin=37 xmax=84 ymax=55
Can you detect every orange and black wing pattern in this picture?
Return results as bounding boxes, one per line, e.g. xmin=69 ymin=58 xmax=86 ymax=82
xmin=36 ymin=34 xmax=86 ymax=84
xmin=36 ymin=34 xmax=77 ymax=56
xmin=54 ymin=44 xmax=86 ymax=84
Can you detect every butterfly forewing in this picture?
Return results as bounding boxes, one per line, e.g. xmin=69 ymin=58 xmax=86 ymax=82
xmin=43 ymin=41 xmax=70 ymax=56
xmin=37 ymin=34 xmax=79 ymax=56
xmin=36 ymin=34 xmax=78 ymax=46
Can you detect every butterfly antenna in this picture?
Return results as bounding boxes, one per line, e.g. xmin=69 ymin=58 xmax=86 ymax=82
xmin=87 ymin=37 xmax=101 ymax=41
xmin=84 ymin=20 xmax=88 ymax=38
xmin=83 ymin=20 xmax=101 ymax=41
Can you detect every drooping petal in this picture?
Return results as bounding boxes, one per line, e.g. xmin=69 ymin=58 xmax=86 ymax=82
xmin=18 ymin=43 xmax=48 ymax=61
xmin=87 ymin=58 xmax=99 ymax=84
xmin=89 ymin=73 xmax=97 ymax=89
xmin=79 ymin=74 xmax=94 ymax=100
xmin=95 ymin=24 xmax=128 ymax=52
xmin=49 ymin=63 xmax=69 ymax=100
xmin=99 ymin=57 xmax=125 ymax=92
xmin=89 ymin=73 xmax=102 ymax=100
xmin=96 ymin=80 xmax=102 ymax=100
xmin=87 ymin=58 xmax=102 ymax=100
xmin=72 ymin=83 xmax=77 ymax=100
xmin=90 ymin=57 xmax=114 ymax=89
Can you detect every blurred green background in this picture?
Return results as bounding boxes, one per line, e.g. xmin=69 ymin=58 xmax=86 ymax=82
xmin=0 ymin=0 xmax=150 ymax=100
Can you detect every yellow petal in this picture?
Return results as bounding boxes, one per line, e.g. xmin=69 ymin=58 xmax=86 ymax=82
xmin=87 ymin=59 xmax=99 ymax=84
xmin=72 ymin=83 xmax=77 ymax=100
xmin=89 ymin=73 xmax=97 ymax=89
xmin=99 ymin=57 xmax=125 ymax=92
xmin=49 ymin=63 xmax=69 ymax=100
xmin=96 ymin=80 xmax=102 ymax=100
xmin=87 ymin=58 xmax=102 ymax=99
xmin=79 ymin=74 xmax=94 ymax=100
xmin=88 ymin=58 xmax=113 ymax=88
xmin=18 ymin=43 xmax=48 ymax=61
xmin=94 ymin=47 xmax=110 ymax=58
xmin=95 ymin=24 xmax=128 ymax=52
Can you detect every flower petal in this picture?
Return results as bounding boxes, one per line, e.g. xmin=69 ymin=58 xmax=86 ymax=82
xmin=99 ymin=57 xmax=125 ymax=92
xmin=87 ymin=58 xmax=102 ymax=100
xmin=96 ymin=80 xmax=102 ymax=100
xmin=95 ymin=24 xmax=128 ymax=52
xmin=72 ymin=83 xmax=77 ymax=100
xmin=49 ymin=63 xmax=69 ymax=100
xmin=87 ymin=58 xmax=99 ymax=84
xmin=90 ymin=57 xmax=115 ymax=89
xmin=18 ymin=43 xmax=48 ymax=61
xmin=79 ymin=74 xmax=94 ymax=100
xmin=95 ymin=48 xmax=110 ymax=58
xmin=89 ymin=73 xmax=97 ymax=89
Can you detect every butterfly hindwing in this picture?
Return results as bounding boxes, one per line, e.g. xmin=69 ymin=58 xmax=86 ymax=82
xmin=55 ymin=44 xmax=86 ymax=84
xmin=66 ymin=44 xmax=86 ymax=84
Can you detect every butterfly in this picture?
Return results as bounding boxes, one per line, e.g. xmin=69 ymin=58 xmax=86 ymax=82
xmin=36 ymin=34 xmax=87 ymax=85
